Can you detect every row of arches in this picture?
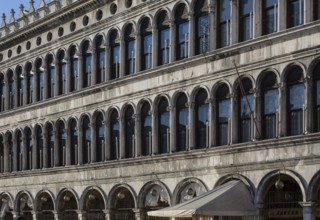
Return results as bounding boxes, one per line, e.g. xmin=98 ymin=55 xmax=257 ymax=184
xmin=1 ymin=169 xmax=320 ymax=219
xmin=1 ymin=0 xmax=319 ymax=111
xmin=1 ymin=60 xmax=320 ymax=172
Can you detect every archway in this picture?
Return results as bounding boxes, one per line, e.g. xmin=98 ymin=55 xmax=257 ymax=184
xmin=35 ymin=191 xmax=54 ymax=220
xmin=57 ymin=190 xmax=78 ymax=220
xmin=0 ymin=193 xmax=14 ymax=220
xmin=82 ymin=188 xmax=106 ymax=220
xmin=110 ymin=186 xmax=135 ymax=219
xmin=16 ymin=192 xmax=33 ymax=220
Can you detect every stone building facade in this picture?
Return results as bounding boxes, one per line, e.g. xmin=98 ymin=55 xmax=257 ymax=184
xmin=0 ymin=0 xmax=320 ymax=219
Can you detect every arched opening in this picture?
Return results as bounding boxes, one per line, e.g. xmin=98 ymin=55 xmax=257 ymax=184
xmin=124 ymin=106 xmax=135 ymax=158
xmin=82 ymin=41 xmax=92 ymax=88
xmin=46 ymin=123 xmax=54 ymax=168
xmin=16 ymin=66 xmax=24 ymax=107
xmin=111 ymin=187 xmax=135 ymax=220
xmin=58 ymin=191 xmax=78 ymax=220
xmin=82 ymin=116 xmax=91 ymax=164
xmin=36 ymin=59 xmax=44 ymax=102
xmin=8 ymin=70 xmax=14 ymax=109
xmin=239 ymin=0 xmax=253 ymax=42
xmin=57 ymin=121 xmax=66 ymax=167
xmin=176 ymin=93 xmax=189 ymax=152
xmin=46 ymin=54 xmax=55 ymax=99
xmin=194 ymin=89 xmax=209 ymax=149
xmin=0 ymin=135 xmax=4 ymax=173
xmin=24 ymin=127 xmax=33 ymax=170
xmin=95 ymin=112 xmax=105 ymax=162
xmin=83 ymin=189 xmax=105 ymax=220
xmin=0 ymin=74 xmax=4 ymax=111
xmin=216 ymin=84 xmax=231 ymax=146
xmin=69 ymin=46 xmax=79 ymax=92
xmin=69 ymin=118 xmax=78 ymax=165
xmin=313 ymin=62 xmax=320 ymax=132
xmin=175 ymin=4 xmax=189 ymax=60
xmin=287 ymin=0 xmax=304 ymax=28
xmin=36 ymin=192 xmax=54 ymax=220
xmin=194 ymin=0 xmax=209 ymax=55
xmin=217 ymin=0 xmax=231 ymax=48
xmin=0 ymin=194 xmax=13 ymax=220
xmin=17 ymin=193 xmax=33 ymax=220
xmin=95 ymin=36 xmax=106 ymax=84
xmin=140 ymin=17 xmax=153 ymax=71
xmin=157 ymin=11 xmax=170 ymax=66
xmin=26 ymin=62 xmax=34 ymax=104
xmin=141 ymin=102 xmax=152 ymax=156
xmin=16 ymin=131 xmax=23 ymax=171
xmin=109 ymin=30 xmax=120 ymax=80
xmin=262 ymin=0 xmax=278 ymax=35
xmin=157 ymin=98 xmax=170 ymax=154
xmin=58 ymin=50 xmax=67 ymax=95
xmin=124 ymin=24 xmax=136 ymax=75
xmin=35 ymin=125 xmax=43 ymax=169
xmin=110 ymin=110 xmax=120 ymax=160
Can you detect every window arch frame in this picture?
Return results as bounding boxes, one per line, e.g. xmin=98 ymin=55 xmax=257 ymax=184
xmin=175 ymin=3 xmax=190 ymax=60
xmin=157 ymin=97 xmax=170 ymax=154
xmin=109 ymin=30 xmax=121 ymax=80
xmin=124 ymin=24 xmax=136 ymax=75
xmin=216 ymin=84 xmax=231 ymax=146
xmin=157 ymin=10 xmax=171 ymax=66
xmin=140 ymin=17 xmax=153 ymax=71
xmin=194 ymin=89 xmax=209 ymax=149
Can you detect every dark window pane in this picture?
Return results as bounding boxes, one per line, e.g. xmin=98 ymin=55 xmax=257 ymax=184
xmin=196 ymin=15 xmax=209 ymax=54
xmin=287 ymin=0 xmax=304 ymax=28
xmin=218 ymin=99 xmax=230 ymax=145
xmin=160 ymin=29 xmax=170 ymax=65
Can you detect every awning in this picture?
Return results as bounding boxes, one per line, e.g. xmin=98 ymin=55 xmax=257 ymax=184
xmin=148 ymin=180 xmax=258 ymax=218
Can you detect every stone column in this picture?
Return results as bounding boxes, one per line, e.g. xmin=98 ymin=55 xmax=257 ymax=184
xmin=170 ymin=106 xmax=175 ymax=153
xmin=255 ymin=203 xmax=266 ymax=220
xmin=210 ymin=98 xmax=216 ymax=147
xmin=53 ymin=211 xmax=61 ymax=220
xmin=300 ymin=202 xmax=316 ymax=220
xmin=77 ymin=210 xmax=87 ymax=220
xmin=14 ymin=74 xmax=19 ymax=108
xmin=254 ymin=0 xmax=262 ymax=38
xmin=3 ymin=138 xmax=10 ymax=172
xmin=152 ymin=110 xmax=158 ymax=155
xmin=54 ymin=61 xmax=59 ymax=97
xmin=33 ymin=67 xmax=38 ymax=103
xmin=305 ymin=76 xmax=311 ymax=134
xmin=152 ymin=24 xmax=158 ymax=68
xmin=231 ymin=93 xmax=238 ymax=144
xmin=65 ymin=128 xmax=71 ymax=166
xmin=255 ymin=89 xmax=262 ymax=140
xmin=134 ymin=114 xmax=141 ymax=157
xmin=23 ymin=72 xmax=28 ymax=105
xmin=43 ymin=63 xmax=49 ymax=99
xmin=43 ymin=132 xmax=48 ymax=169
xmin=66 ymin=58 xmax=71 ymax=93
xmin=279 ymin=84 xmax=286 ymax=137
xmin=32 ymin=211 xmax=39 ymax=220
xmin=22 ymin=136 xmax=28 ymax=170
xmin=32 ymin=134 xmax=37 ymax=170
xmin=136 ymin=31 xmax=141 ymax=72
xmin=105 ymin=44 xmax=110 ymax=81
xmin=78 ymin=53 xmax=84 ymax=89
xmin=305 ymin=0 xmax=312 ymax=23
xmin=230 ymin=0 xmax=239 ymax=45
xmin=189 ymin=102 xmax=195 ymax=150
xmin=91 ymin=122 xmax=96 ymax=163
xmin=133 ymin=209 xmax=144 ymax=220
xmin=170 ymin=19 xmax=175 ymax=63
xmin=78 ymin=126 xmax=83 ymax=165
xmin=4 ymin=79 xmax=9 ymax=111
xmin=53 ymin=129 xmax=59 ymax=167
xmin=103 ymin=210 xmax=113 ymax=220
xmin=119 ymin=117 xmax=125 ymax=159
xmin=92 ymin=49 xmax=98 ymax=85
xmin=120 ymin=36 xmax=125 ymax=77
xmin=209 ymin=2 xmax=216 ymax=51
xmin=189 ymin=10 xmax=195 ymax=57
xmin=278 ymin=0 xmax=286 ymax=31
xmin=105 ymin=120 xmax=110 ymax=160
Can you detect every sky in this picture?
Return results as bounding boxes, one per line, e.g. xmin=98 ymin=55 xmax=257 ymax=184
xmin=0 ymin=0 xmax=41 ymax=23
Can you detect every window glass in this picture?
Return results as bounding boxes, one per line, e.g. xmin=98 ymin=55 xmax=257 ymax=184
xmin=125 ymin=107 xmax=135 ymax=158
xmin=158 ymin=99 xmax=170 ymax=154
xmin=195 ymin=90 xmax=209 ymax=149
xmin=178 ymin=22 xmax=189 ymax=59
xmin=197 ymin=15 xmax=209 ymax=54
xmin=141 ymin=102 xmax=152 ymax=156
xmin=176 ymin=94 xmax=188 ymax=151
xmin=160 ymin=29 xmax=170 ymax=65
xmin=218 ymin=0 xmax=231 ymax=47
xmin=239 ymin=0 xmax=253 ymax=41
xmin=110 ymin=110 xmax=119 ymax=160
xmin=127 ymin=40 xmax=136 ymax=75
xmin=143 ymin=34 xmax=152 ymax=70
xmin=287 ymin=0 xmax=304 ymax=28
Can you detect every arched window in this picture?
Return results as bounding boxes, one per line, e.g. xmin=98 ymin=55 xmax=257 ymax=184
xmin=57 ymin=121 xmax=66 ymax=166
xmin=58 ymin=51 xmax=67 ymax=95
xmin=0 ymin=75 xmax=4 ymax=111
xmin=26 ymin=63 xmax=34 ymax=104
xmin=315 ymin=0 xmax=320 ymax=20
xmin=70 ymin=46 xmax=79 ymax=92
xmin=216 ymin=84 xmax=231 ymax=146
xmin=261 ymin=73 xmax=279 ymax=139
xmin=175 ymin=4 xmax=189 ymax=60
xmin=96 ymin=36 xmax=106 ymax=84
xmin=70 ymin=119 xmax=78 ymax=165
xmin=16 ymin=131 xmax=23 ymax=171
xmin=35 ymin=126 xmax=43 ymax=169
xmin=195 ymin=89 xmax=209 ymax=149
xmin=47 ymin=54 xmax=55 ymax=98
xmin=158 ymin=98 xmax=170 ymax=154
xmin=176 ymin=94 xmax=189 ymax=151
xmin=238 ymin=78 xmax=254 ymax=143
xmin=125 ymin=106 xmax=135 ymax=158
xmin=82 ymin=41 xmax=92 ymax=88
xmin=0 ymin=135 xmax=4 ymax=173
xmin=287 ymin=0 xmax=304 ymax=28
xmin=141 ymin=102 xmax=151 ymax=156
xmin=8 ymin=70 xmax=14 ymax=109
xmin=140 ymin=18 xmax=153 ymax=71
xmin=36 ymin=59 xmax=44 ymax=102
xmin=16 ymin=66 xmax=24 ymax=107
xmin=239 ymin=0 xmax=253 ymax=42
xmin=262 ymin=0 xmax=278 ymax=35
xmin=195 ymin=0 xmax=209 ymax=55
xmin=25 ymin=128 xmax=32 ymax=170
xmin=82 ymin=116 xmax=91 ymax=164
xmin=125 ymin=24 xmax=136 ymax=75
xmin=217 ymin=0 xmax=231 ymax=48
xmin=157 ymin=11 xmax=170 ymax=66
xmin=287 ymin=66 xmax=304 ymax=136
xmin=109 ymin=30 xmax=120 ymax=80
xmin=313 ymin=63 xmax=320 ymax=132
xmin=46 ymin=124 xmax=54 ymax=168
xmin=95 ymin=113 xmax=105 ymax=162
xmin=110 ymin=110 xmax=119 ymax=160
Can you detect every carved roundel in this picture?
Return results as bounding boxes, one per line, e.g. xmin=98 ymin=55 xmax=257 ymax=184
xmin=83 ymin=15 xmax=89 ymax=26
xmin=70 ymin=21 xmax=76 ymax=32
xmin=96 ymin=9 xmax=103 ymax=21
xmin=26 ymin=41 xmax=31 ymax=50
xmin=36 ymin=37 xmax=42 ymax=46
xmin=125 ymin=0 xmax=133 ymax=8
xmin=7 ymin=50 xmax=12 ymax=58
xmin=47 ymin=32 xmax=53 ymax=42
xmin=110 ymin=3 xmax=117 ymax=15
xmin=58 ymin=27 xmax=64 ymax=37
xmin=0 ymin=53 xmax=3 ymax=62
xmin=17 ymin=46 xmax=21 ymax=54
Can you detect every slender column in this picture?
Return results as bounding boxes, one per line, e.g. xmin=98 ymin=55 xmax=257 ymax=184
xmin=53 ymin=211 xmax=61 ymax=220
xmin=33 ymin=67 xmax=38 ymax=103
xmin=255 ymin=89 xmax=262 ymax=140
xmin=43 ymin=64 xmax=49 ymax=99
xmin=78 ymin=126 xmax=83 ymax=165
xmin=66 ymin=58 xmax=71 ymax=93
xmin=23 ymin=72 xmax=28 ymax=105
xmin=136 ymin=31 xmax=141 ymax=72
xmin=189 ymin=102 xmax=195 ymax=150
xmin=152 ymin=110 xmax=157 ymax=155
xmin=4 ymin=79 xmax=9 ymax=110
xmin=170 ymin=19 xmax=175 ymax=62
xmin=254 ymin=0 xmax=262 ymax=38
xmin=300 ymin=202 xmax=316 ymax=220
xmin=305 ymin=0 xmax=312 ymax=23
xmin=230 ymin=0 xmax=239 ymax=45
xmin=119 ymin=117 xmax=125 ymax=159
xmin=77 ymin=210 xmax=87 ymax=220
xmin=170 ymin=106 xmax=175 ymax=153
xmin=209 ymin=99 xmax=215 ymax=147
xmin=43 ymin=132 xmax=48 ymax=169
xmin=32 ymin=134 xmax=37 ymax=170
xmin=91 ymin=122 xmax=96 ymax=163
xmin=92 ymin=49 xmax=98 ymax=85
xmin=134 ymin=114 xmax=141 ymax=157
xmin=105 ymin=44 xmax=110 ymax=81
xmin=65 ymin=128 xmax=71 ymax=166
xmin=279 ymin=0 xmax=286 ymax=30
xmin=189 ymin=11 xmax=195 ymax=57
xmin=305 ymin=76 xmax=311 ymax=134
xmin=133 ymin=209 xmax=144 ymax=220
xmin=22 ymin=136 xmax=28 ymax=170
xmin=209 ymin=2 xmax=216 ymax=51
xmin=120 ymin=36 xmax=125 ymax=77
xmin=152 ymin=24 xmax=158 ymax=68
xmin=53 ymin=129 xmax=59 ymax=167
xmin=78 ymin=53 xmax=84 ymax=89
xmin=104 ymin=120 xmax=110 ymax=160
xmin=32 ymin=211 xmax=39 ymax=220
xmin=53 ymin=62 xmax=59 ymax=97
xmin=14 ymin=74 xmax=19 ymax=107
xmin=231 ymin=93 xmax=238 ymax=144
xmin=103 ymin=210 xmax=113 ymax=220
xmin=4 ymin=139 xmax=10 ymax=172
xmin=279 ymin=84 xmax=286 ymax=137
